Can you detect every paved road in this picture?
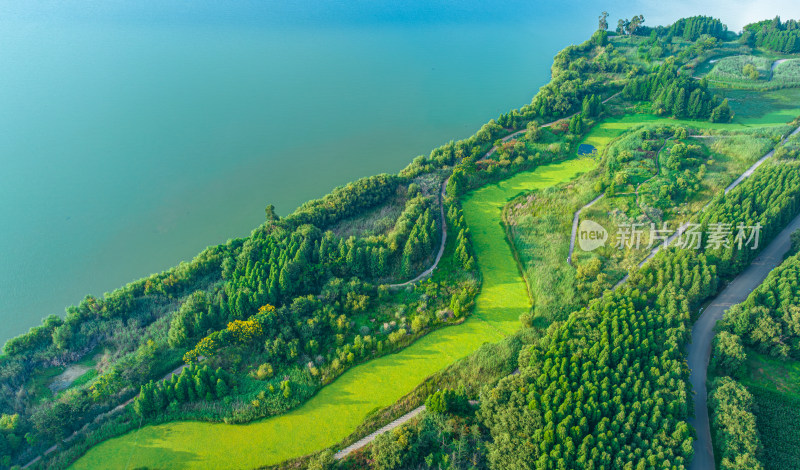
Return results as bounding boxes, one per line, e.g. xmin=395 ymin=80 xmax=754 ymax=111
xmin=567 ymin=194 xmax=604 ymax=264
xmin=688 ymin=210 xmax=800 ymax=470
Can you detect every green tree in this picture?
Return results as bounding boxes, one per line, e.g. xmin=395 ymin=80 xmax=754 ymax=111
xmin=598 ymin=11 xmax=609 ymax=31
xmin=711 ymin=331 xmax=747 ymax=377
xmin=215 ymin=378 xmax=229 ymax=398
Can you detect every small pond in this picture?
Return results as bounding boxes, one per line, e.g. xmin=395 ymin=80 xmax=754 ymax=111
xmin=577 ymin=143 xmax=596 ymax=155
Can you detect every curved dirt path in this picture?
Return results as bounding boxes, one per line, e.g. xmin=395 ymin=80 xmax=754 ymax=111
xmin=687 ymin=210 xmax=800 ymax=470
xmin=386 ymin=180 xmax=448 ymax=288
xmin=391 ymin=91 xmax=622 ymax=287
xmin=771 ymin=58 xmax=788 ymax=73
xmin=567 ymin=194 xmax=604 ymax=264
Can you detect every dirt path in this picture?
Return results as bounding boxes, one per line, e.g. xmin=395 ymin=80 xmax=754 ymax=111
xmin=333 ymin=405 xmax=426 ymax=460
xmin=387 ymin=180 xmax=448 ymax=288
xmin=394 ymin=91 xmax=624 ymax=287
xmin=633 ymin=137 xmax=670 ymax=223
xmin=725 ymin=126 xmax=800 ymax=193
xmin=333 ymin=399 xmax=479 ymax=460
xmin=771 ymin=58 xmax=789 ymax=73
xmin=22 ymin=363 xmax=191 ymax=469
xmin=608 ymin=125 xmax=800 ymax=288
xmin=687 ymin=209 xmax=800 ymax=470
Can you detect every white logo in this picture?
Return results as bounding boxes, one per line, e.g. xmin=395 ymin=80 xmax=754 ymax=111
xmin=578 ymin=219 xmax=607 ymax=252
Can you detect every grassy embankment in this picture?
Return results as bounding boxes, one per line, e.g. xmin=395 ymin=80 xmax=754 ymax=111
xmin=71 ymin=158 xmax=595 ymax=470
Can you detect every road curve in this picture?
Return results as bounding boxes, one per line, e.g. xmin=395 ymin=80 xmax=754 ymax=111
xmin=687 ymin=210 xmax=800 ymax=470
xmin=610 ymin=124 xmax=800 ymax=289
xmin=386 ymin=180 xmax=448 ymax=288
xmin=567 ymin=194 xmax=604 ymax=264
xmin=390 ymin=90 xmax=623 ymax=287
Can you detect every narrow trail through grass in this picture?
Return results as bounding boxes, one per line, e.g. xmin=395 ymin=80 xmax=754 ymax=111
xmin=70 ymin=158 xmax=596 ymax=470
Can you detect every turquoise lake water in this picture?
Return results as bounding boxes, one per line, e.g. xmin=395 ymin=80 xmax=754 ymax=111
xmin=0 ymin=1 xmax=794 ymax=343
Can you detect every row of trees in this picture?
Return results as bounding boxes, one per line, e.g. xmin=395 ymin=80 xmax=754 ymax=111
xmin=668 ymin=16 xmax=728 ymax=41
xmin=708 ymin=377 xmax=764 ymax=470
xmin=221 ymin=192 xmax=440 ymax=325
xmin=283 ymin=174 xmax=399 ymax=229
xmin=481 ymin=249 xmax=712 ymax=469
xmin=716 ymin=249 xmax=800 ymax=362
xmin=133 ymin=365 xmax=234 ymax=417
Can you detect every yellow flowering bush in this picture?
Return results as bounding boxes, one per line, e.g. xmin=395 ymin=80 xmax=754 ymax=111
xmin=226 ymin=319 xmax=263 ymax=344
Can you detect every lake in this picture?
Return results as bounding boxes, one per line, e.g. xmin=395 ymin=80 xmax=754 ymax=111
xmin=0 ymin=1 xmax=795 ymax=344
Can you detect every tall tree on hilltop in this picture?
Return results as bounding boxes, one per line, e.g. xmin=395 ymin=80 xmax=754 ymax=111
xmin=599 ymin=11 xmax=609 ymax=31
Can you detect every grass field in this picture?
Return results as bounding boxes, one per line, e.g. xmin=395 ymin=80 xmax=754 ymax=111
xmin=505 ymin=119 xmax=631 ymax=321
xmin=718 ymin=87 xmax=800 ymax=126
xmin=70 ymin=158 xmax=596 ymax=470
xmin=741 ymin=351 xmax=800 ymax=470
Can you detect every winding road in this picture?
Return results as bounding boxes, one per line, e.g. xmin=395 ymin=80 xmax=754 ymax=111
xmin=567 ymin=194 xmax=604 ymax=264
xmin=687 ymin=209 xmax=800 ymax=470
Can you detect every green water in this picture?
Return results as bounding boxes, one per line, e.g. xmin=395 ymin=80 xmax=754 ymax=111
xmin=70 ymin=157 xmax=596 ymax=469
xmin=0 ymin=5 xmax=595 ymax=344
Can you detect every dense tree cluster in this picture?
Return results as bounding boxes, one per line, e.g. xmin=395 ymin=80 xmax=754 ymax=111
xmin=708 ymin=377 xmax=764 ymax=470
xmin=221 ymin=194 xmax=439 ymax=325
xmin=0 ymin=414 xmax=24 ymax=468
xmin=520 ymin=39 xmax=626 ymax=122
xmin=480 ymin=249 xmax=712 ymax=469
xmin=742 ymin=17 xmax=800 ymax=53
xmin=623 ymin=62 xmax=728 ymax=121
xmin=369 ymin=411 xmax=486 ymax=470
xmin=748 ymin=387 xmax=800 ymax=469
xmin=283 ymin=174 xmax=399 ymax=229
xmin=3 ymin=244 xmax=228 ymax=358
xmin=667 ymin=16 xmax=727 ymax=41
xmin=133 ymin=365 xmax=234 ymax=417
xmin=699 ymin=160 xmax=800 ymax=278
xmin=425 ymin=387 xmax=470 ymax=415
xmin=716 ymin=250 xmax=800 ymax=360
xmin=447 ymin=203 xmax=476 ymax=273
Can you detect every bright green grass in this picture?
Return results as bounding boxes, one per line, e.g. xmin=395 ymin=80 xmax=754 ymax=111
xmin=741 ymin=350 xmax=800 ymax=396
xmin=741 ymin=350 xmax=800 ymax=470
xmin=70 ymin=158 xmax=596 ymax=470
xmin=717 ymin=87 xmax=800 ymax=126
xmin=598 ymin=112 xmax=793 ymax=135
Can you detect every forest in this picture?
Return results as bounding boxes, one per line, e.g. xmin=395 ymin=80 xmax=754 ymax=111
xmin=742 ymin=17 xmax=800 ymax=53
